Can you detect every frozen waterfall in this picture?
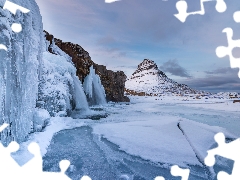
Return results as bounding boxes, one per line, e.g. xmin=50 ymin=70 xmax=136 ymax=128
xmin=83 ymin=66 xmax=107 ymax=106
xmin=73 ymin=76 xmax=89 ymax=111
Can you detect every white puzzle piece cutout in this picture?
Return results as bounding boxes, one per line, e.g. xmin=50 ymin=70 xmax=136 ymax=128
xmin=216 ymin=11 xmax=240 ymax=78
xmin=0 ymin=0 xmax=30 ymax=51
xmin=171 ymin=165 xmax=190 ymax=180
xmin=233 ymin=11 xmax=240 ymax=23
xmin=3 ymin=0 xmax=30 ymax=15
xmin=0 ymin=123 xmax=92 ymax=180
xmin=154 ymin=176 xmax=165 ymax=180
xmin=105 ymin=0 xmax=120 ymax=3
xmin=205 ymin=133 xmax=240 ymax=180
xmin=174 ymin=0 xmax=227 ymax=23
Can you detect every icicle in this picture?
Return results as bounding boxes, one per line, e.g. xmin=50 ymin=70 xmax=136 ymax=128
xmin=83 ymin=66 xmax=107 ymax=106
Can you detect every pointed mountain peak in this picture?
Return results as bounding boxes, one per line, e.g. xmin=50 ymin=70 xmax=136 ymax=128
xmin=132 ymin=59 xmax=166 ymax=77
xmin=137 ymin=59 xmax=158 ymax=71
xmin=126 ymin=59 xmax=201 ymax=95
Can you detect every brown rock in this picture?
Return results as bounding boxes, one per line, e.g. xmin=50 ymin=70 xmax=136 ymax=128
xmin=44 ymin=31 xmax=130 ymax=102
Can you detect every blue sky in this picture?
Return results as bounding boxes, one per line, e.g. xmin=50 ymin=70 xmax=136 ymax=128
xmin=35 ymin=0 xmax=240 ymax=92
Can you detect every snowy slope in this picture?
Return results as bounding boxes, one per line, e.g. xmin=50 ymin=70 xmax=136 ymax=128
xmin=126 ymin=59 xmax=203 ymax=96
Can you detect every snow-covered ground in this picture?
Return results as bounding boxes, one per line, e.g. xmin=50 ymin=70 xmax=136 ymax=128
xmin=13 ymin=96 xmax=240 ymax=180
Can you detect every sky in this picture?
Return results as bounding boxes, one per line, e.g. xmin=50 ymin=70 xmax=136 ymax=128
xmin=35 ymin=0 xmax=240 ymax=92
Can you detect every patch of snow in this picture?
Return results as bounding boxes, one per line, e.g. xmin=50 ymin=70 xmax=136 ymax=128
xmin=33 ymin=108 xmax=50 ymax=132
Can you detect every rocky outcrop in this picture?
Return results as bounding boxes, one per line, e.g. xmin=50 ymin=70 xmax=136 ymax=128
xmin=132 ymin=59 xmax=167 ymax=78
xmin=44 ymin=31 xmax=129 ymax=102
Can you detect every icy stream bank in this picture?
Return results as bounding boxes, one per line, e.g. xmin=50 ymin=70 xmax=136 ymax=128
xmin=43 ymin=126 xmax=206 ymax=180
xmin=40 ymin=97 xmax=239 ymax=180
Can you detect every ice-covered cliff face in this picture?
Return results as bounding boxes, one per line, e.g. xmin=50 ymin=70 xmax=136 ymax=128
xmin=0 ymin=0 xmax=44 ymax=144
xmin=0 ymin=0 xmax=90 ymax=144
xmin=38 ymin=33 xmax=90 ymax=117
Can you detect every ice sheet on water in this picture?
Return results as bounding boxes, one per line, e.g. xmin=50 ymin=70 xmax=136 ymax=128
xmin=94 ymin=116 xmax=201 ymax=167
xmin=93 ymin=111 xmax=236 ymax=168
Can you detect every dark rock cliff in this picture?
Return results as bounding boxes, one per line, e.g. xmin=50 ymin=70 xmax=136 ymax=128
xmin=44 ymin=31 xmax=130 ymax=102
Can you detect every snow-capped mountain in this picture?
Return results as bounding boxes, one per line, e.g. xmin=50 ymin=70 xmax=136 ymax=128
xmin=125 ymin=59 xmax=203 ymax=96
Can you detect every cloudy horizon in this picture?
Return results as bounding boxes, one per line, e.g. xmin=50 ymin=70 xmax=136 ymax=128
xmin=36 ymin=0 xmax=240 ymax=93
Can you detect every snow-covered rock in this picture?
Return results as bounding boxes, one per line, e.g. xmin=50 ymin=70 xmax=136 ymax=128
xmin=33 ymin=108 xmax=50 ymax=132
xmin=126 ymin=59 xmax=202 ymax=96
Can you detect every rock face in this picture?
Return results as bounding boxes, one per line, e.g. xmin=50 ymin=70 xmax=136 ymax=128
xmin=126 ymin=59 xmax=204 ymax=96
xmin=44 ymin=31 xmax=129 ymax=102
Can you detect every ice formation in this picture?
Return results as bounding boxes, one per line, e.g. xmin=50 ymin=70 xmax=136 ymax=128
xmin=0 ymin=0 xmax=91 ymax=144
xmin=83 ymin=66 xmax=107 ymax=106
xmin=0 ymin=0 xmax=44 ymax=144
xmin=38 ymin=36 xmax=90 ymax=117
xmin=72 ymin=76 xmax=89 ymax=111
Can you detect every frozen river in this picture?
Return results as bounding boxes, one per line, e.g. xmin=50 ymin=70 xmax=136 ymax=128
xmin=42 ymin=97 xmax=240 ymax=180
xmin=159 ymin=103 xmax=240 ymax=137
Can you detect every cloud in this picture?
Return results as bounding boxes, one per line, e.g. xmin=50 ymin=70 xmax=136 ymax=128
xmin=181 ymin=68 xmax=240 ymax=92
xmin=36 ymin=0 xmax=240 ymax=93
xmin=97 ymin=36 xmax=117 ymax=45
xmin=205 ymin=67 xmax=234 ymax=75
xmin=160 ymin=59 xmax=191 ymax=78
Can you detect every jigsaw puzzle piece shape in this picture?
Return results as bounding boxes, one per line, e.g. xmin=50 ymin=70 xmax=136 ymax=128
xmin=174 ymin=1 xmax=188 ymax=23
xmin=0 ymin=141 xmax=22 ymax=179
xmin=0 ymin=124 xmax=20 ymax=173
xmin=233 ymin=11 xmax=240 ymax=23
xmin=205 ymin=133 xmax=240 ymax=179
xmin=81 ymin=176 xmax=92 ymax=180
xmin=174 ymin=0 xmax=227 ymax=23
xmin=218 ymin=162 xmax=240 ymax=180
xmin=205 ymin=133 xmax=240 ymax=166
xmin=0 ymin=123 xmax=9 ymax=132
xmin=218 ymin=171 xmax=234 ymax=180
xmin=216 ymin=28 xmax=240 ymax=78
xmin=0 ymin=44 xmax=7 ymax=51
xmin=154 ymin=176 xmax=165 ymax=180
xmin=105 ymin=0 xmax=120 ymax=3
xmin=21 ymin=142 xmax=43 ymax=174
xmin=171 ymin=165 xmax=190 ymax=180
xmin=41 ymin=160 xmax=71 ymax=180
xmin=3 ymin=0 xmax=30 ymax=15
xmin=215 ymin=0 xmax=227 ymax=13
xmin=3 ymin=0 xmax=30 ymax=33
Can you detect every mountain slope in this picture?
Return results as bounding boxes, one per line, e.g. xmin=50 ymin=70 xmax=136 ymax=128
xmin=125 ymin=59 xmax=203 ymax=96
